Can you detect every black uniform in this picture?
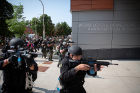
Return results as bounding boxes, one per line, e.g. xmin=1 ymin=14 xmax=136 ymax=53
xmin=60 ymin=45 xmax=68 ymax=59
xmin=34 ymin=40 xmax=38 ymax=52
xmin=0 ymin=52 xmax=38 ymax=93
xmin=59 ymin=57 xmax=97 ymax=93
xmin=41 ymin=41 xmax=48 ymax=58
xmin=47 ymin=41 xmax=54 ymax=61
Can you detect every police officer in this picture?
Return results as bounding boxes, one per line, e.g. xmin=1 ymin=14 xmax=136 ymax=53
xmin=0 ymin=38 xmax=38 ymax=93
xmin=37 ymin=39 xmax=41 ymax=51
xmin=41 ymin=39 xmax=48 ymax=59
xmin=1 ymin=41 xmax=10 ymax=53
xmin=47 ymin=38 xmax=54 ymax=61
xmin=59 ymin=46 xmax=103 ymax=93
xmin=60 ymin=42 xmax=68 ymax=60
xmin=56 ymin=39 xmax=63 ymax=67
xmin=33 ymin=39 xmax=38 ymax=52
xmin=64 ymin=38 xmax=70 ymax=47
xmin=53 ymin=37 xmax=57 ymax=51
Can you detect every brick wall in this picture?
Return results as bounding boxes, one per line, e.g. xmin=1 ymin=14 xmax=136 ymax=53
xmin=71 ymin=0 xmax=114 ymax=11
xmin=24 ymin=26 xmax=35 ymax=34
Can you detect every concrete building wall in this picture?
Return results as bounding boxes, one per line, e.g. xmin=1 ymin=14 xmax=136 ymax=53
xmin=71 ymin=0 xmax=140 ymax=59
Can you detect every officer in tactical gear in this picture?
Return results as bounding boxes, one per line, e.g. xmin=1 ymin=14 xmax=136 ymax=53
xmin=53 ymin=37 xmax=57 ymax=51
xmin=56 ymin=39 xmax=63 ymax=67
xmin=41 ymin=39 xmax=48 ymax=59
xmin=60 ymin=42 xmax=69 ymax=60
xmin=47 ymin=38 xmax=54 ymax=61
xmin=64 ymin=38 xmax=68 ymax=42
xmin=33 ymin=39 xmax=39 ymax=52
xmin=64 ymin=38 xmax=70 ymax=47
xmin=1 ymin=41 xmax=10 ymax=53
xmin=0 ymin=38 xmax=38 ymax=93
xmin=59 ymin=45 xmax=103 ymax=93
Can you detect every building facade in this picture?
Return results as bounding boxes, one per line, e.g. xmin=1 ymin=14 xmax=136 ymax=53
xmin=24 ymin=25 xmax=35 ymax=34
xmin=71 ymin=0 xmax=140 ymax=59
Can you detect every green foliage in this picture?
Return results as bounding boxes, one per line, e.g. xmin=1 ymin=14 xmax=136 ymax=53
xmin=6 ymin=3 xmax=29 ymax=38
xmin=0 ymin=0 xmax=13 ymax=19
xmin=0 ymin=0 xmax=14 ymax=42
xmin=55 ymin=22 xmax=72 ymax=36
xmin=31 ymin=14 xmax=54 ymax=37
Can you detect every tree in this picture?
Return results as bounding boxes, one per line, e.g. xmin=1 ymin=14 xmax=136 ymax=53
xmin=6 ymin=3 xmax=29 ymax=38
xmin=0 ymin=0 xmax=14 ymax=42
xmin=61 ymin=22 xmax=70 ymax=35
xmin=31 ymin=14 xmax=54 ymax=37
xmin=30 ymin=17 xmax=39 ymax=38
xmin=55 ymin=22 xmax=62 ymax=36
xmin=55 ymin=22 xmax=72 ymax=36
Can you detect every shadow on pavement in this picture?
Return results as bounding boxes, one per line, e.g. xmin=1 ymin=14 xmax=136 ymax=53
xmin=85 ymin=74 xmax=105 ymax=79
xmin=33 ymin=86 xmax=57 ymax=93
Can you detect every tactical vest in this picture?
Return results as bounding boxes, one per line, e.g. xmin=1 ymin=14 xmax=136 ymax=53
xmin=2 ymin=65 xmax=26 ymax=91
xmin=59 ymin=59 xmax=86 ymax=90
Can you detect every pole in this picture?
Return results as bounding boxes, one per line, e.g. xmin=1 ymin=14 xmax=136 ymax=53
xmin=35 ymin=19 xmax=37 ymax=40
xmin=39 ymin=0 xmax=45 ymax=40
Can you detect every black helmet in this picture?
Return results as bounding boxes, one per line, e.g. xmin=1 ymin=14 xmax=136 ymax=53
xmin=68 ymin=45 xmax=82 ymax=55
xmin=63 ymin=42 xmax=67 ymax=46
xmin=10 ymin=38 xmax=24 ymax=47
xmin=64 ymin=38 xmax=68 ymax=42
xmin=59 ymin=39 xmax=62 ymax=42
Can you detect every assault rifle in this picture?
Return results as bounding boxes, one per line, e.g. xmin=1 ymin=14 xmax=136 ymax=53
xmin=69 ymin=57 xmax=118 ymax=75
xmin=7 ymin=45 xmax=42 ymax=68
xmin=67 ymin=41 xmax=74 ymax=43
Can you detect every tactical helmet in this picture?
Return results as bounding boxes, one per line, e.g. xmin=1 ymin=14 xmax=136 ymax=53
xmin=49 ymin=38 xmax=52 ymax=41
xmin=59 ymin=39 xmax=62 ymax=42
xmin=64 ymin=38 xmax=68 ymax=42
xmin=10 ymin=38 xmax=24 ymax=47
xmin=68 ymin=46 xmax=82 ymax=55
xmin=63 ymin=42 xmax=67 ymax=46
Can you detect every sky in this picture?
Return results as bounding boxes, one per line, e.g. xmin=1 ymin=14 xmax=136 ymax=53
xmin=7 ymin=0 xmax=72 ymax=27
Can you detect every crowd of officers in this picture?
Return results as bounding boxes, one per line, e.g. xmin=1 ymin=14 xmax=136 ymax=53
xmin=27 ymin=37 xmax=73 ymax=67
xmin=0 ymin=37 xmax=103 ymax=93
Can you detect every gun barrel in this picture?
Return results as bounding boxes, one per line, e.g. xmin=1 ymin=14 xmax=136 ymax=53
xmin=7 ymin=50 xmax=15 ymax=53
xmin=109 ymin=63 xmax=118 ymax=65
xmin=29 ymin=52 xmax=43 ymax=55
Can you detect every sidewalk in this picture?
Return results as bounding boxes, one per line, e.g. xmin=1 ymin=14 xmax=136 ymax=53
xmin=33 ymin=50 xmax=140 ymax=93
xmin=33 ymin=50 xmax=60 ymax=93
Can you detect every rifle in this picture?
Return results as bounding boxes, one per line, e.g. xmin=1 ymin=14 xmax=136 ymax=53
xmin=69 ymin=56 xmax=118 ymax=75
xmin=7 ymin=45 xmax=42 ymax=68
xmin=67 ymin=41 xmax=74 ymax=43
